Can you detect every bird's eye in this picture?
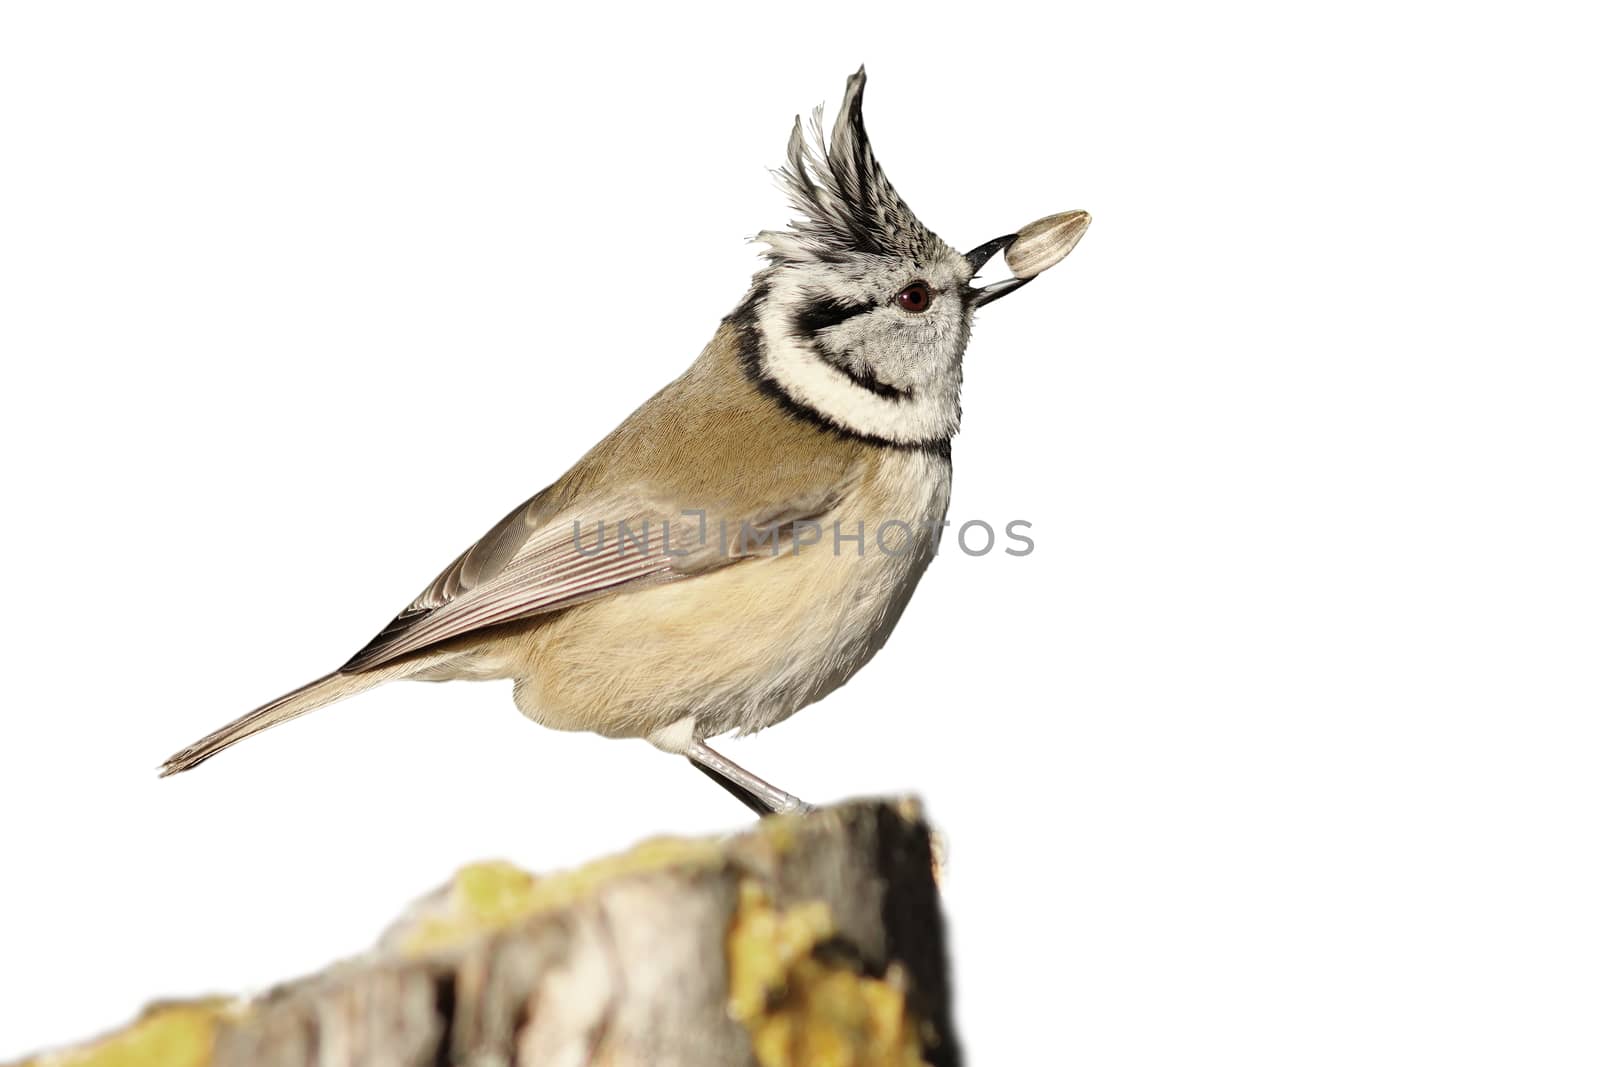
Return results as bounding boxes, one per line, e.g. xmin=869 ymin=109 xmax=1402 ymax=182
xmin=896 ymin=282 xmax=933 ymax=313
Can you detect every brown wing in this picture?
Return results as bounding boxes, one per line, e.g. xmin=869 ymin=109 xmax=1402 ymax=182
xmin=342 ymin=494 xmax=680 ymax=671
xmin=339 ymin=322 xmax=868 ymax=674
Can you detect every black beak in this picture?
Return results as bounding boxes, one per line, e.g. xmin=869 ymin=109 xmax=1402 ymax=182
xmin=965 ymin=235 xmax=1034 ymax=307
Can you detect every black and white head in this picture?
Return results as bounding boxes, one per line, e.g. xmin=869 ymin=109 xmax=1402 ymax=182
xmin=732 ymin=68 xmax=1055 ymax=453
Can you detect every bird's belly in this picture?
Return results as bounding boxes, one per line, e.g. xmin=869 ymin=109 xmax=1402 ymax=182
xmin=508 ymin=451 xmax=952 ymax=741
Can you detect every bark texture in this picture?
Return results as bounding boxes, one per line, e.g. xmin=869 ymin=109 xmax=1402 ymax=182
xmin=13 ymin=799 xmax=958 ymax=1067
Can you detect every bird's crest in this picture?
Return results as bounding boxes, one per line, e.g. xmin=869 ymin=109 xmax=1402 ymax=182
xmin=759 ymin=68 xmax=938 ymax=266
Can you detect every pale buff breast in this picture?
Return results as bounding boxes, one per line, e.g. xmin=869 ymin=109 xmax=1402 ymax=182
xmin=503 ymin=447 xmax=952 ymax=742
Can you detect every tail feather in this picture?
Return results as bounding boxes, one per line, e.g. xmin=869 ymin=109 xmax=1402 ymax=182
xmin=159 ymin=666 xmax=405 ymax=777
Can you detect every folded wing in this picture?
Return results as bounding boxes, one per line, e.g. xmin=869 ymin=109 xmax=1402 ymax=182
xmin=341 ymin=487 xmax=843 ymax=673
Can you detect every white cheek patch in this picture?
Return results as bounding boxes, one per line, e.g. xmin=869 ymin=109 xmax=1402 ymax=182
xmin=756 ymin=283 xmax=961 ymax=445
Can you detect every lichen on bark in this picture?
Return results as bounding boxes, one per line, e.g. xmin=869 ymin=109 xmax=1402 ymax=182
xmin=8 ymin=800 xmax=958 ymax=1067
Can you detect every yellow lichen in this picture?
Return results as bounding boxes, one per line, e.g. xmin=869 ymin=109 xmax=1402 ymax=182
xmin=726 ymin=881 xmax=929 ymax=1067
xmin=21 ymin=1001 xmax=240 ymax=1067
xmin=748 ymin=811 xmax=805 ymax=854
xmin=401 ymin=835 xmax=727 ymax=955
xmin=448 ymin=859 xmax=538 ymax=929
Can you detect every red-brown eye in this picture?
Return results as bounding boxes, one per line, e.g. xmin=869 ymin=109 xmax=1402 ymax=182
xmin=896 ymin=281 xmax=933 ymax=313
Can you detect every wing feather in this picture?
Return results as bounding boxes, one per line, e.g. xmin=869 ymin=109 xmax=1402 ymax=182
xmin=338 ymin=320 xmax=867 ymax=674
xmin=341 ymin=490 xmax=842 ymax=673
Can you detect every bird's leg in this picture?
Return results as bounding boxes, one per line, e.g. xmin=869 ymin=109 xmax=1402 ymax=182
xmin=689 ymin=759 xmax=772 ymax=817
xmin=686 ymin=741 xmax=814 ymax=817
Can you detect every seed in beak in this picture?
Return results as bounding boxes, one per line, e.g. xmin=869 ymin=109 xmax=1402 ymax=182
xmin=1004 ymin=210 xmax=1092 ymax=280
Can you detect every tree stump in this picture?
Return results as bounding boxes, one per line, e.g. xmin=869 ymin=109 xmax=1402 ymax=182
xmin=12 ymin=799 xmax=959 ymax=1067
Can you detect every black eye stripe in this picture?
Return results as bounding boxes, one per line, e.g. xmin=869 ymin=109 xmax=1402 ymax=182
xmin=792 ymin=296 xmax=875 ymax=337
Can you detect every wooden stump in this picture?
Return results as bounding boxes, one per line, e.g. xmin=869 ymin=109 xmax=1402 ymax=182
xmin=13 ymin=799 xmax=959 ymax=1067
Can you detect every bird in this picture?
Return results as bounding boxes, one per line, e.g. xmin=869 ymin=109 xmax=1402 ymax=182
xmin=159 ymin=68 xmax=1090 ymax=815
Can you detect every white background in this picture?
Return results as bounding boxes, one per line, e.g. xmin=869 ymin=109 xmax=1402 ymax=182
xmin=1 ymin=2 xmax=1596 ymax=1063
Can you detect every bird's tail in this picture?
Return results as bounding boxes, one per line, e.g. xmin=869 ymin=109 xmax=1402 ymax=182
xmin=158 ymin=663 xmax=416 ymax=777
